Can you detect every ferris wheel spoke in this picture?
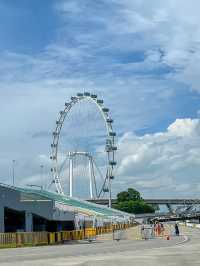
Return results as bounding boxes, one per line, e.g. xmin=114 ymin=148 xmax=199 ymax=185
xmin=57 ymin=156 xmax=68 ymax=175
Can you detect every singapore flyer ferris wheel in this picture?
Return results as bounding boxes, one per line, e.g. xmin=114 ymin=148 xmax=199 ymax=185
xmin=50 ymin=92 xmax=117 ymax=205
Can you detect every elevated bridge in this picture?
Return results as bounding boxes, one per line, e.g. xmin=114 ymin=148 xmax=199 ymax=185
xmin=88 ymin=198 xmax=200 ymax=216
xmin=88 ymin=198 xmax=200 ymax=206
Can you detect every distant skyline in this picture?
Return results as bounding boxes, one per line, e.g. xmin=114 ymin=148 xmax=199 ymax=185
xmin=1 ymin=0 xmax=200 ymax=198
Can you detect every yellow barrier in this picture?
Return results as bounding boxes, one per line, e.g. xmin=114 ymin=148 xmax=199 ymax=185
xmin=0 ymin=232 xmax=49 ymax=248
xmin=61 ymin=231 xmax=71 ymax=241
xmin=0 ymin=224 xmax=133 ymax=248
xmin=49 ymin=232 xmax=56 ymax=244
xmin=84 ymin=228 xmax=96 ymax=241
xmin=56 ymin=232 xmax=62 ymax=243
xmin=16 ymin=232 xmax=48 ymax=247
xmin=0 ymin=233 xmax=16 ymax=248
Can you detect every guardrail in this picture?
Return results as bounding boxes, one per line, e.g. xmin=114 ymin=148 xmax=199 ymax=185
xmin=0 ymin=223 xmax=133 ymax=248
xmin=179 ymin=222 xmax=200 ymax=229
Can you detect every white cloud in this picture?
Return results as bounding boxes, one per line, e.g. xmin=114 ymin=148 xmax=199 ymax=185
xmin=168 ymin=119 xmax=200 ymax=137
xmin=135 ymin=177 xmax=174 ymax=190
xmin=53 ymin=0 xmax=200 ymax=92
xmin=114 ymin=118 xmax=200 ymax=197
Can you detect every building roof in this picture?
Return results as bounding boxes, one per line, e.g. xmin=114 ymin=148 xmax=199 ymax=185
xmin=0 ymin=183 xmax=134 ymax=219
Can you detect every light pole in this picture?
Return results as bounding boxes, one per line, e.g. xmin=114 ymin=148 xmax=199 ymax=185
xmin=12 ymin=160 xmax=15 ymax=186
xmin=108 ymin=176 xmax=112 ymax=208
xmin=40 ymin=164 xmax=44 ymax=189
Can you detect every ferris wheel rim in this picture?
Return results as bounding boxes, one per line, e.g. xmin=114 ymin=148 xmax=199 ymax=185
xmin=50 ymin=92 xmax=117 ymax=196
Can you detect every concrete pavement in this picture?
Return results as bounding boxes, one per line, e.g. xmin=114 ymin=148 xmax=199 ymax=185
xmin=0 ymin=226 xmax=199 ymax=265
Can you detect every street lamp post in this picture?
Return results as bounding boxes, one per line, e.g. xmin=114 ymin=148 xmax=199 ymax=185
xmin=40 ymin=164 xmax=44 ymax=189
xmin=12 ymin=160 xmax=15 ymax=186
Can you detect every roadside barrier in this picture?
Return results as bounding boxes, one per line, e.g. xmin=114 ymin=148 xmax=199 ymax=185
xmin=0 ymin=233 xmax=16 ymax=248
xmin=0 ymin=223 xmax=134 ymax=249
xmin=49 ymin=232 xmax=56 ymax=244
xmin=0 ymin=232 xmax=49 ymax=248
xmin=179 ymin=222 xmax=200 ymax=229
xmin=85 ymin=228 xmax=96 ymax=242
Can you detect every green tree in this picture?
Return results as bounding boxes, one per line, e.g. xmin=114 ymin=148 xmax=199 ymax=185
xmin=117 ymin=187 xmax=142 ymax=202
xmin=115 ymin=188 xmax=155 ymax=214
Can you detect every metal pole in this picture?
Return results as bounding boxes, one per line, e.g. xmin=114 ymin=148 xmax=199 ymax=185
xmin=69 ymin=152 xmax=73 ymax=197
xmin=91 ymin=158 xmax=98 ymax=198
xmin=40 ymin=164 xmax=44 ymax=189
xmin=89 ymin=157 xmax=94 ymax=199
xmin=108 ymin=175 xmax=112 ymax=208
xmin=12 ymin=160 xmax=15 ymax=186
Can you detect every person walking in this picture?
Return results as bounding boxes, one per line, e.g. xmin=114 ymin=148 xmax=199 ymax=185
xmin=174 ymin=223 xmax=179 ymax=236
xmin=155 ymin=222 xmax=162 ymax=236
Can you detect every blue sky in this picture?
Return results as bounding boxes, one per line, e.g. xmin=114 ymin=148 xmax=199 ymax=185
xmin=1 ymin=0 xmax=200 ymax=198
xmin=0 ymin=0 xmax=57 ymax=53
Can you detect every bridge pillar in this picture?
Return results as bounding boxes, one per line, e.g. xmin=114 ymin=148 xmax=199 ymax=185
xmin=25 ymin=212 xmax=33 ymax=232
xmin=166 ymin=203 xmax=174 ymax=214
xmin=0 ymin=207 xmax=4 ymax=233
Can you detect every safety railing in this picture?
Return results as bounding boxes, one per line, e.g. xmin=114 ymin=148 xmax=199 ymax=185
xmin=0 ymin=223 xmax=134 ymax=248
xmin=0 ymin=233 xmax=17 ymax=248
xmin=0 ymin=232 xmax=48 ymax=248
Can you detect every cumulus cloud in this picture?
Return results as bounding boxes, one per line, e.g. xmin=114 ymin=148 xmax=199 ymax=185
xmin=114 ymin=118 xmax=200 ymax=197
xmin=168 ymin=119 xmax=200 ymax=137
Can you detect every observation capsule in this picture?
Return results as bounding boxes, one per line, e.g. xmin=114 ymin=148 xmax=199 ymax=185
xmin=106 ymin=118 xmax=113 ymax=123
xmin=102 ymin=107 xmax=109 ymax=113
xmin=84 ymin=92 xmax=90 ymax=96
xmin=109 ymin=161 xmax=117 ymax=166
xmin=97 ymin=99 xmax=104 ymax=104
xmin=111 ymin=146 xmax=117 ymax=151
xmin=91 ymin=94 xmax=97 ymax=99
xmin=71 ymin=96 xmax=77 ymax=101
xmin=103 ymin=188 xmax=109 ymax=192
xmin=106 ymin=145 xmax=117 ymax=152
xmin=77 ymin=93 xmax=83 ymax=97
xmin=109 ymin=132 xmax=116 ymax=137
xmin=51 ymin=144 xmax=57 ymax=148
xmin=110 ymin=176 xmax=115 ymax=180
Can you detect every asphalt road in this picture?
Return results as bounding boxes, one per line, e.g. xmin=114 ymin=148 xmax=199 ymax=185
xmin=0 ymin=226 xmax=199 ymax=266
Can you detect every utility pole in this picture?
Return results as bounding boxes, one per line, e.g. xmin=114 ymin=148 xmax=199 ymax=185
xmin=40 ymin=164 xmax=44 ymax=189
xmin=12 ymin=160 xmax=15 ymax=186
